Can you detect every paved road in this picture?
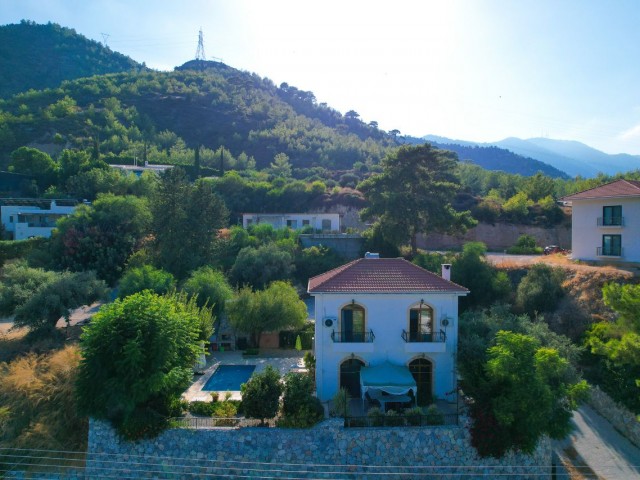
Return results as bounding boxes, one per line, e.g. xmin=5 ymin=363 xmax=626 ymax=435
xmin=555 ymin=405 xmax=640 ymax=479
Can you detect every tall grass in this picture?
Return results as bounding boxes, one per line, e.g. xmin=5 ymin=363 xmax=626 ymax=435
xmin=0 ymin=344 xmax=87 ymax=471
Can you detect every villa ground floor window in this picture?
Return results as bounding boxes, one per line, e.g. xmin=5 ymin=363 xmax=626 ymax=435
xmin=409 ymin=358 xmax=433 ymax=406
xmin=601 ymin=234 xmax=622 ymax=256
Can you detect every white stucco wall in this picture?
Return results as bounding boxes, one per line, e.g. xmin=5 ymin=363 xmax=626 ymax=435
xmin=312 ymin=291 xmax=463 ymax=403
xmin=570 ymin=197 xmax=640 ymax=263
xmin=242 ymin=213 xmax=340 ymax=232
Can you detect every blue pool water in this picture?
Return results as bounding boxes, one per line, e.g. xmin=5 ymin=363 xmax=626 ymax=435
xmin=203 ymin=365 xmax=256 ymax=391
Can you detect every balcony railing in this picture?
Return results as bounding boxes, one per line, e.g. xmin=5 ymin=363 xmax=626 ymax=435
xmin=597 ymin=217 xmax=624 ymax=227
xmin=597 ymin=247 xmax=624 ymax=257
xmin=401 ymin=330 xmax=446 ymax=343
xmin=331 ymin=330 xmax=375 ymax=343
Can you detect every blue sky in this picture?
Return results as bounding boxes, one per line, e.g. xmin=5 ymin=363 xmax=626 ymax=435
xmin=2 ymin=0 xmax=640 ymax=154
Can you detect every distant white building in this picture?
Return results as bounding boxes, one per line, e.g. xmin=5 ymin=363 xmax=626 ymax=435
xmin=110 ymin=161 xmax=173 ymax=176
xmin=1 ymin=199 xmax=78 ymax=240
xmin=308 ymin=254 xmax=468 ymax=406
xmin=242 ymin=213 xmax=341 ymax=232
xmin=562 ymin=179 xmax=640 ymax=263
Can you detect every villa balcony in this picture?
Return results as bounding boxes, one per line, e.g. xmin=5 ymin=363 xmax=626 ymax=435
xmin=597 ymin=217 xmax=624 ymax=227
xmin=331 ymin=330 xmax=375 ymax=353
xmin=402 ymin=329 xmax=447 ymax=353
xmin=597 ymin=247 xmax=624 ymax=258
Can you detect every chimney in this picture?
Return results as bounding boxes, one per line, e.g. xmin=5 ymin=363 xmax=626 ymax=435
xmin=364 ymin=252 xmax=380 ymax=259
xmin=441 ymin=264 xmax=451 ymax=281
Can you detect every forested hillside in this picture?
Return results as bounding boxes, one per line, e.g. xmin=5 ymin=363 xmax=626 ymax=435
xmin=0 ymin=58 xmax=397 ymax=171
xmin=0 ymin=21 xmax=142 ymax=98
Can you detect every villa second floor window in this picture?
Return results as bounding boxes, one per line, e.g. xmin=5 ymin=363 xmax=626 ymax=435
xmin=602 ymin=205 xmax=622 ymax=226
xmin=408 ymin=304 xmax=433 ymax=342
xmin=341 ymin=303 xmax=365 ymax=342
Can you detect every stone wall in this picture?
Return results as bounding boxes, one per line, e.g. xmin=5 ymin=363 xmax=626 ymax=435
xmin=588 ymin=385 xmax=640 ymax=448
xmin=87 ymin=418 xmax=551 ymax=479
xmin=420 ymin=222 xmax=571 ymax=251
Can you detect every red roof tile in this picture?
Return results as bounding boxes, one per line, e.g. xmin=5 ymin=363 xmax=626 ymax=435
xmin=561 ymin=179 xmax=640 ymax=201
xmin=308 ymin=258 xmax=469 ymax=294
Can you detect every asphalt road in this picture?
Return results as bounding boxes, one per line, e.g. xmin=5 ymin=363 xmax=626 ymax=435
xmin=555 ymin=405 xmax=640 ymax=479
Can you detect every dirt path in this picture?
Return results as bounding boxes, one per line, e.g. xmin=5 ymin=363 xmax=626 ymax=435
xmin=555 ymin=405 xmax=640 ymax=479
xmin=486 ymin=253 xmax=636 ymax=277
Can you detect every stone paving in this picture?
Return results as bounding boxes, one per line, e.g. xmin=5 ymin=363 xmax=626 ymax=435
xmin=182 ymin=348 xmax=306 ymax=402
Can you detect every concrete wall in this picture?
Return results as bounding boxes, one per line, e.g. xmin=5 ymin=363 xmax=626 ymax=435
xmin=570 ymin=198 xmax=640 ymax=263
xmin=312 ymin=291 xmax=462 ymax=403
xmin=87 ymin=418 xmax=551 ymax=479
xmin=299 ymin=234 xmax=363 ymax=260
xmin=588 ymin=385 xmax=640 ymax=448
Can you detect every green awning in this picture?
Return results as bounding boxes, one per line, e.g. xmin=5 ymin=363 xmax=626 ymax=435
xmin=360 ymin=361 xmax=417 ymax=395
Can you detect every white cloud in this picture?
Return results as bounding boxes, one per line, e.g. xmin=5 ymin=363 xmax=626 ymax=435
xmin=618 ymin=123 xmax=640 ymax=140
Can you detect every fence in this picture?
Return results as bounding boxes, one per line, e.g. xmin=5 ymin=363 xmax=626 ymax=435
xmin=343 ymin=412 xmax=459 ymax=428
xmin=169 ymin=416 xmax=273 ymax=428
xmin=279 ymin=331 xmax=313 ymax=349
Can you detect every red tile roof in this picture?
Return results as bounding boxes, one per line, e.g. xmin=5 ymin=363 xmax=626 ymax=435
xmin=308 ymin=258 xmax=469 ymax=294
xmin=561 ymin=179 xmax=640 ymax=201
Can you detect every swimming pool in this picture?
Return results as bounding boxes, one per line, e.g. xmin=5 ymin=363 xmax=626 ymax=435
xmin=202 ymin=364 xmax=256 ymax=391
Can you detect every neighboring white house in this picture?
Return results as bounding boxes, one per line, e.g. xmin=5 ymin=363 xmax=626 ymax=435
xmin=1 ymin=199 xmax=78 ymax=240
xmin=308 ymin=254 xmax=468 ymax=406
xmin=110 ymin=161 xmax=173 ymax=177
xmin=242 ymin=213 xmax=341 ymax=232
xmin=561 ymin=179 xmax=640 ymax=263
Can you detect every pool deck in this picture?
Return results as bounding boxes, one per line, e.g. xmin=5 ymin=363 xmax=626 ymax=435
xmin=183 ymin=349 xmax=306 ymax=402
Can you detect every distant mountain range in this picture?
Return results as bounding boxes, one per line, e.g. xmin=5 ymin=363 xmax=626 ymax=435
xmin=423 ymin=135 xmax=640 ymax=178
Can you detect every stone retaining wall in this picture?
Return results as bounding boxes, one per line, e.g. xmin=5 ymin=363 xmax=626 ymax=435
xmin=87 ymin=417 xmax=551 ymax=479
xmin=588 ymin=385 xmax=640 ymax=447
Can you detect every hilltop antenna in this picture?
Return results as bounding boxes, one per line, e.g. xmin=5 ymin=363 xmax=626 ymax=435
xmin=101 ymin=33 xmax=110 ymax=47
xmin=195 ymin=28 xmax=206 ymax=61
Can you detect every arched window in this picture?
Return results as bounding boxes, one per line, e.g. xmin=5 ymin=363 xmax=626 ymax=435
xmin=409 ymin=303 xmax=433 ymax=342
xmin=340 ymin=358 xmax=365 ymax=397
xmin=409 ymin=358 xmax=433 ymax=406
xmin=341 ymin=303 xmax=365 ymax=342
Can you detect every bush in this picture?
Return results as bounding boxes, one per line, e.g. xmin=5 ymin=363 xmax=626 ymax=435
xmin=118 ymin=265 xmax=176 ymax=299
xmin=241 ymin=365 xmax=282 ymax=424
xmin=330 ymin=388 xmax=349 ymax=418
xmin=405 ymin=406 xmax=424 ymax=426
xmin=424 ymin=404 xmax=444 ymax=425
xmin=506 ymin=234 xmax=542 ymax=254
xmin=516 ymin=264 xmax=565 ymax=316
xmin=213 ymin=401 xmax=238 ymax=418
xmin=119 ymin=407 xmax=168 ymax=441
xmin=367 ymin=406 xmax=385 ymax=426
xmin=385 ymin=410 xmax=405 ymax=426
xmin=188 ymin=401 xmax=216 ymax=416
xmin=280 ymin=372 xmax=323 ymax=428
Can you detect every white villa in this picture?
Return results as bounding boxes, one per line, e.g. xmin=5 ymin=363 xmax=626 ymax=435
xmin=308 ymin=254 xmax=468 ymax=407
xmin=562 ymin=179 xmax=640 ymax=263
xmin=242 ymin=213 xmax=340 ymax=232
xmin=1 ymin=199 xmax=78 ymax=240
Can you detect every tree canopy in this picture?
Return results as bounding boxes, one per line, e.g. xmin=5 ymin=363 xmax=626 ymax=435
xmin=226 ymin=281 xmax=307 ymax=347
xmin=76 ymin=291 xmax=213 ymax=438
xmin=359 ymin=143 xmax=476 ymax=255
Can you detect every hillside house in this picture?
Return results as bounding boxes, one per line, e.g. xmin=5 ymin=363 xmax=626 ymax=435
xmin=1 ymin=198 xmax=78 ymax=240
xmin=242 ymin=212 xmax=341 ymax=232
xmin=308 ymin=254 xmax=468 ymax=407
xmin=562 ymin=179 xmax=640 ymax=263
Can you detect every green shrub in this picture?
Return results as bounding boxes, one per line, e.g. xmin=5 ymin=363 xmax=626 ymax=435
xmin=424 ymin=404 xmax=444 ymax=425
xmin=241 ymin=365 xmax=282 ymax=424
xmin=188 ymin=401 xmax=216 ymax=416
xmin=405 ymin=406 xmax=424 ymax=426
xmin=506 ymin=234 xmax=542 ymax=254
xmin=213 ymin=401 xmax=237 ymax=418
xmin=367 ymin=406 xmax=385 ymax=427
xmin=385 ymin=410 xmax=405 ymax=426
xmin=119 ymin=407 xmax=169 ymax=440
xmin=516 ymin=263 xmax=565 ymax=316
xmin=243 ymin=348 xmax=259 ymax=356
xmin=330 ymin=388 xmax=349 ymax=418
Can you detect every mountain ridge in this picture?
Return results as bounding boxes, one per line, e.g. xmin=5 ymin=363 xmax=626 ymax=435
xmin=424 ymin=134 xmax=640 ymax=178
